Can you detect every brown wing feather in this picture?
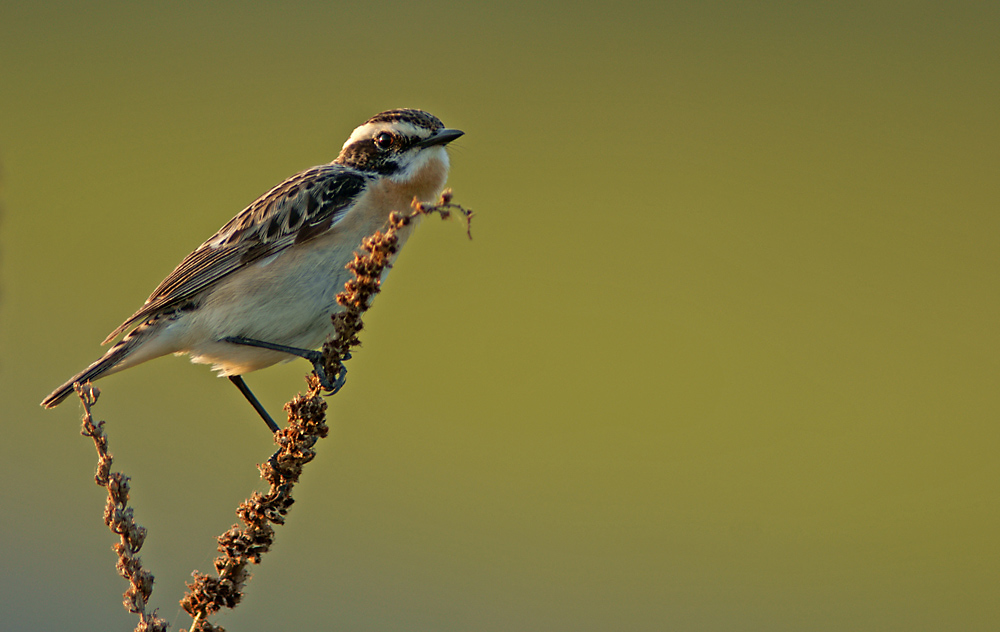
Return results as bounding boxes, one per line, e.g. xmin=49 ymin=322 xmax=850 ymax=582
xmin=102 ymin=165 xmax=370 ymax=344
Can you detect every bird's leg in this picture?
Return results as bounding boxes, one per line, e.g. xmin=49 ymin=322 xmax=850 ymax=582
xmin=222 ymin=336 xmax=347 ymax=393
xmin=228 ymin=375 xmax=279 ymax=433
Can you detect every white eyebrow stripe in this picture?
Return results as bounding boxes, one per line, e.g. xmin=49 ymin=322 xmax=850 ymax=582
xmin=342 ymin=121 xmax=426 ymax=149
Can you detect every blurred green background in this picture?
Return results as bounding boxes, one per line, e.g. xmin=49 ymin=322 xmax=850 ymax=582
xmin=2 ymin=2 xmax=998 ymax=630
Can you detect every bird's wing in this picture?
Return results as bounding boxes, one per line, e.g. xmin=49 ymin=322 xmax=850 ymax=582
xmin=102 ymin=164 xmax=371 ymax=344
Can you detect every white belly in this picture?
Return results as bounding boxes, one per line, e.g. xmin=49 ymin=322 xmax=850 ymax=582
xmin=170 ymin=218 xmax=417 ymax=375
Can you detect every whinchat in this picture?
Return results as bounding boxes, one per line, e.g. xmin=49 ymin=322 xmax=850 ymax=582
xmin=42 ymin=108 xmax=463 ymax=431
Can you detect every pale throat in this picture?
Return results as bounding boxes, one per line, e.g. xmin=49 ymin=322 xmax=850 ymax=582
xmin=395 ymin=153 xmax=450 ymax=202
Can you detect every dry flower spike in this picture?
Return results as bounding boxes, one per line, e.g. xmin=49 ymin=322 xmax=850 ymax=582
xmin=76 ymin=382 xmax=168 ymax=632
xmin=181 ymin=194 xmax=470 ymax=631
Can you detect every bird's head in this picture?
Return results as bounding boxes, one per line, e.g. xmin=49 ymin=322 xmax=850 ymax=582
xmin=335 ymin=109 xmax=463 ymax=184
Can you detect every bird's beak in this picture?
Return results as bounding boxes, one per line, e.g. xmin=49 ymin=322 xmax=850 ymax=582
xmin=414 ymin=128 xmax=464 ymax=148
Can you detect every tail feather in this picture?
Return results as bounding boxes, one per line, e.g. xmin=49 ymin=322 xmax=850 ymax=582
xmin=40 ymin=334 xmax=146 ymax=408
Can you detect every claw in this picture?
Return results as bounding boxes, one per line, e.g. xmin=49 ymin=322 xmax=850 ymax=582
xmin=315 ymin=357 xmax=347 ymax=394
xmin=223 ymin=335 xmax=350 ymax=399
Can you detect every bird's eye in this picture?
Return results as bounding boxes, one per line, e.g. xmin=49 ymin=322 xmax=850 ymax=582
xmin=374 ymin=132 xmax=393 ymax=150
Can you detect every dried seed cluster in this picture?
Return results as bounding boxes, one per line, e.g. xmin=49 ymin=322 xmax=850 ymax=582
xmin=77 ymin=383 xmax=168 ymax=632
xmin=179 ymin=193 xmax=470 ymax=631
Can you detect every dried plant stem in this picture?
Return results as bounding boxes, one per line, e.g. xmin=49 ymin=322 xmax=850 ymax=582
xmin=76 ymin=382 xmax=168 ymax=632
xmin=179 ymin=193 xmax=472 ymax=632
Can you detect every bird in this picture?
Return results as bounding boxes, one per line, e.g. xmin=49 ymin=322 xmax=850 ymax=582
xmin=41 ymin=108 xmax=463 ymax=431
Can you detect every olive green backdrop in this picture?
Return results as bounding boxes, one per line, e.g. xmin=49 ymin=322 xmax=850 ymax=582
xmin=2 ymin=2 xmax=997 ymax=630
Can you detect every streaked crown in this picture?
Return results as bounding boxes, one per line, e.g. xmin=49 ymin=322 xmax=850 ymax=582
xmin=335 ymin=108 xmax=463 ymax=178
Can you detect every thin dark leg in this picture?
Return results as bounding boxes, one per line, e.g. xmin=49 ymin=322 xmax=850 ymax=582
xmin=228 ymin=375 xmax=279 ymax=433
xmin=223 ymin=335 xmax=347 ymax=393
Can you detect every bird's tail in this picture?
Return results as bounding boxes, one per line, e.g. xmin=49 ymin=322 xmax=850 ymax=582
xmin=40 ymin=330 xmax=150 ymax=409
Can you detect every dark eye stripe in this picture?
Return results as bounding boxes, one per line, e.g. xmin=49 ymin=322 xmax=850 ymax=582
xmin=336 ymin=139 xmax=401 ymax=174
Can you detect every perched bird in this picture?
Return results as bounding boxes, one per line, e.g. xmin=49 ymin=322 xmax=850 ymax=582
xmin=41 ymin=108 xmax=463 ymax=431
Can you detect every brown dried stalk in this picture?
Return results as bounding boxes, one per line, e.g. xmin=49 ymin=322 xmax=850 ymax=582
xmin=77 ymin=382 xmax=168 ymax=632
xmin=178 ymin=192 xmax=472 ymax=632
xmin=179 ymin=375 xmax=329 ymax=632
